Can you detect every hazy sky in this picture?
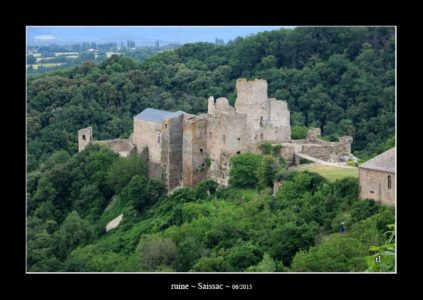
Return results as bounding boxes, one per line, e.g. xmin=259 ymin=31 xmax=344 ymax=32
xmin=27 ymin=26 xmax=294 ymax=46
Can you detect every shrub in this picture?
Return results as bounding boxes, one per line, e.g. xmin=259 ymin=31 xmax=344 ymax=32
xmin=191 ymin=255 xmax=225 ymax=272
xmin=351 ymin=199 xmax=381 ymax=222
xmin=174 ymin=237 xmax=207 ymax=272
xmin=291 ymin=234 xmax=368 ymax=272
xmin=107 ymin=155 xmax=148 ymax=193
xmin=258 ymin=143 xmax=273 ymax=155
xmin=137 ymin=237 xmax=177 ymax=271
xmin=195 ymin=179 xmax=219 ymax=199
xmin=257 ymin=155 xmax=278 ymax=190
xmin=272 ymin=144 xmax=283 ymax=156
xmin=225 ymin=242 xmax=263 ymax=272
xmin=347 ymin=160 xmax=357 ymax=167
xmin=246 ymin=253 xmax=277 ymax=272
xmin=229 ymin=153 xmax=263 ymax=188
xmin=170 ymin=187 xmax=197 ymax=203
xmin=291 ymin=126 xmax=309 ymax=139
xmin=269 ymin=221 xmax=319 ymax=266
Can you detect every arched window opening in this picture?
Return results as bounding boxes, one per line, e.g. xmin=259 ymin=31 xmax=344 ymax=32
xmin=260 ymin=116 xmax=264 ymax=127
xmin=388 ymin=175 xmax=392 ymax=189
xmin=82 ymin=135 xmax=86 ymax=141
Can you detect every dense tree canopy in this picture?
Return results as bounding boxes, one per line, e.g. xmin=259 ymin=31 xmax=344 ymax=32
xmin=27 ymin=27 xmax=395 ymax=172
xmin=27 ymin=144 xmax=394 ymax=272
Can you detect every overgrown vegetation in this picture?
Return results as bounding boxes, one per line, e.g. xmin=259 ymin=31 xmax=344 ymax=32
xmin=27 ymin=145 xmax=394 ymax=272
xmin=27 ymin=27 xmax=395 ymax=272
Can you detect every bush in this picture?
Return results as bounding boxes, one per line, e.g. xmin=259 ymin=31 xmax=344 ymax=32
xmin=272 ymin=144 xmax=283 ymax=156
xmin=191 ymin=255 xmax=225 ymax=272
xmin=225 ymin=242 xmax=263 ymax=272
xmin=170 ymin=187 xmax=198 ymax=203
xmin=350 ymin=217 xmax=383 ymax=246
xmin=195 ymin=179 xmax=219 ymax=199
xmin=229 ymin=153 xmax=263 ymax=188
xmin=291 ymin=234 xmax=368 ymax=272
xmin=120 ymin=176 xmax=167 ymax=213
xmin=332 ymin=177 xmax=359 ymax=201
xmin=347 ymin=160 xmax=357 ymax=167
xmin=291 ymin=126 xmax=309 ymax=139
xmin=107 ymin=155 xmax=148 ymax=193
xmin=246 ymin=253 xmax=278 ymax=272
xmin=351 ymin=199 xmax=381 ymax=222
xmin=53 ymin=211 xmax=95 ymax=260
xmin=276 ymin=171 xmax=328 ymax=202
xmin=137 ymin=237 xmax=177 ymax=271
xmin=258 ymin=143 xmax=273 ymax=155
xmin=174 ymin=237 xmax=207 ymax=272
xmin=257 ymin=155 xmax=278 ymax=190
xmin=270 ymin=221 xmax=319 ymax=266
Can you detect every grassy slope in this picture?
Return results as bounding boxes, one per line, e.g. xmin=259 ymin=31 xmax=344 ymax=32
xmin=292 ymin=164 xmax=358 ymax=182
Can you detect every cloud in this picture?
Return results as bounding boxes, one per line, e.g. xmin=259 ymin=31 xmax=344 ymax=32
xmin=33 ymin=34 xmax=56 ymax=41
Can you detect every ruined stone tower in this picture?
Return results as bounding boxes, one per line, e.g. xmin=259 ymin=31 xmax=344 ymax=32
xmin=235 ymin=78 xmax=291 ymax=143
xmin=78 ymin=127 xmax=92 ymax=152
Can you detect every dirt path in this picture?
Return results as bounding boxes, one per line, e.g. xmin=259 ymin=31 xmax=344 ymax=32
xmin=295 ymin=152 xmax=356 ymax=169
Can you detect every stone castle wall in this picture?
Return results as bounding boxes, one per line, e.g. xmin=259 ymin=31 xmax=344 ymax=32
xmin=162 ymin=114 xmax=184 ymax=190
xmin=301 ymin=136 xmax=354 ymax=162
xmin=94 ymin=139 xmax=136 ymax=157
xmin=206 ymin=98 xmax=250 ymax=186
xmin=280 ymin=144 xmax=296 ymax=167
xmin=359 ymin=168 xmax=395 ymax=206
xmin=133 ymin=118 xmax=162 ymax=180
xmin=182 ymin=114 xmax=209 ymax=187
xmin=78 ymin=78 xmax=356 ymax=189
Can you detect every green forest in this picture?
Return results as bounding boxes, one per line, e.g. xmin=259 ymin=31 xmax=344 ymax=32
xmin=27 ymin=27 xmax=395 ymax=272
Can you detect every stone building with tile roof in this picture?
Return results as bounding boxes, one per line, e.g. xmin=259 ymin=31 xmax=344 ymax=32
xmin=359 ymin=148 xmax=396 ymax=206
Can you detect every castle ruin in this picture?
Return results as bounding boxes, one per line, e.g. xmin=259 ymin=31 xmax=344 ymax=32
xmin=78 ymin=79 xmax=356 ymax=189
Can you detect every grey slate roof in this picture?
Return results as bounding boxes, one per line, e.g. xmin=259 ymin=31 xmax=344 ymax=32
xmin=360 ymin=147 xmax=396 ymax=173
xmin=134 ymin=108 xmax=185 ymax=123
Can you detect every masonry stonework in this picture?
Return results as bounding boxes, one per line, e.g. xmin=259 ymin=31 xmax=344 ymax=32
xmin=182 ymin=114 xmax=208 ymax=187
xmin=162 ymin=114 xmax=184 ymax=189
xmin=235 ymin=79 xmax=291 ymax=143
xmin=78 ymin=78 xmax=356 ymax=189
xmin=133 ymin=118 xmax=163 ymax=180
xmin=359 ymin=168 xmax=395 ymax=206
xmin=94 ymin=139 xmax=136 ymax=157
xmin=78 ymin=127 xmax=92 ymax=152
xmin=358 ymin=148 xmax=395 ymax=206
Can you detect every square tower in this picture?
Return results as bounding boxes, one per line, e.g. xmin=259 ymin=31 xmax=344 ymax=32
xmin=78 ymin=127 xmax=92 ymax=152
